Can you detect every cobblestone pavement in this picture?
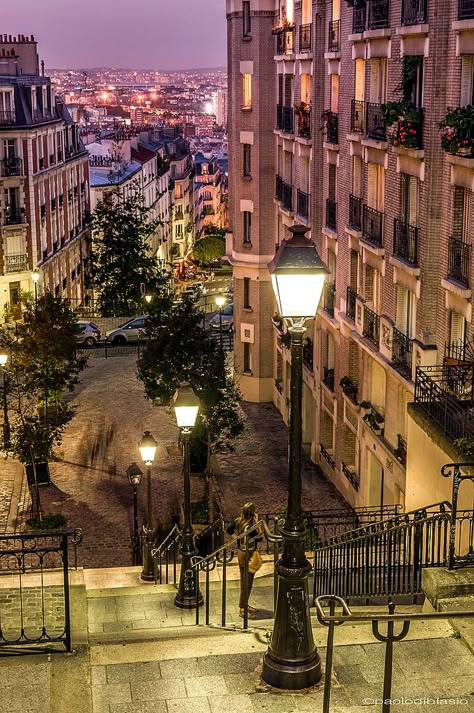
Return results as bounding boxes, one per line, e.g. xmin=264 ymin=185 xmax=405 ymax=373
xmin=9 ymin=356 xmax=347 ymax=568
xmin=0 ymin=458 xmax=22 ymax=532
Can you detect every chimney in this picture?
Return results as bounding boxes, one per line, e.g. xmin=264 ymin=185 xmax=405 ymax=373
xmin=41 ymin=60 xmax=44 ymax=76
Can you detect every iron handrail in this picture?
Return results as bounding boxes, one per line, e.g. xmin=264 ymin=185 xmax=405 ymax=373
xmin=151 ymin=524 xmax=181 ymax=585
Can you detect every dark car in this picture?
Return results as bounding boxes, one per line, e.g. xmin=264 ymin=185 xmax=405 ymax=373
xmin=209 ymin=304 xmax=233 ymax=331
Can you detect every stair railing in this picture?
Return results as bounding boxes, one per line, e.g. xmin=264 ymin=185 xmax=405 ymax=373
xmin=151 ymin=524 xmax=181 ymax=585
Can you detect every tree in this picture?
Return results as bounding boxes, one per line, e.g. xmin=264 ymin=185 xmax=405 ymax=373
xmin=88 ymin=181 xmax=169 ymax=316
xmin=192 ymin=235 xmax=226 ymax=266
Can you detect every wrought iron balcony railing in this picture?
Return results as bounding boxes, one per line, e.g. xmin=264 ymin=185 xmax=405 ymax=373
xmin=392 ymin=326 xmax=413 ymax=379
xmin=275 ymin=26 xmax=295 ymax=54
xmin=415 ymin=364 xmax=474 ymax=443
xmin=368 ymin=0 xmax=390 ymax=29
xmin=346 ymin=287 xmax=357 ymax=321
xmin=275 ymin=175 xmax=283 ymax=202
xmin=320 ymin=444 xmax=335 ymax=469
xmin=4 ymin=253 xmax=29 ymax=273
xmin=365 ymin=102 xmax=386 ymax=141
xmin=459 ymin=0 xmax=474 ymax=19
xmin=297 ymin=189 xmax=309 ymax=221
xmin=324 ymin=111 xmax=338 ymax=144
xmin=360 ymin=400 xmax=385 ymax=436
xmin=349 ymin=194 xmax=362 ymax=230
xmin=448 ymin=236 xmax=471 ymax=288
xmin=299 ymin=23 xmax=312 ymax=52
xmin=353 ymin=4 xmax=366 ymax=32
xmin=1 ymin=157 xmax=22 ymax=177
xmin=326 ymin=198 xmax=337 ymax=231
xmin=351 ymin=99 xmax=364 ymax=133
xmin=328 ymin=20 xmax=340 ymax=52
xmin=323 ymin=281 xmax=336 ymax=318
xmin=276 ymin=104 xmax=294 ymax=133
xmin=297 ymin=108 xmax=311 ymax=138
xmin=342 ymin=462 xmax=359 ymax=491
xmin=323 ymin=367 xmax=335 ymax=391
xmin=0 ymin=110 xmax=15 ymax=125
xmin=3 ymin=210 xmax=25 ymax=226
xmin=303 ymin=338 xmax=314 ymax=370
xmin=276 ymin=179 xmax=293 ymax=211
xmin=401 ymin=0 xmax=427 ymax=24
xmin=362 ymin=205 xmax=384 ymax=247
xmin=393 ymin=218 xmax=418 ymax=265
xmin=363 ymin=304 xmax=380 ymax=347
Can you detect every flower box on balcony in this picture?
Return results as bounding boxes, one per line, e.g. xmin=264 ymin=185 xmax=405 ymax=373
xmin=438 ymin=105 xmax=474 ymax=157
xmin=381 ymin=102 xmax=423 ymax=150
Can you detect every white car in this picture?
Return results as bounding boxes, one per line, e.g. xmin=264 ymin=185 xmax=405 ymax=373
xmin=106 ymin=317 xmax=150 ymax=345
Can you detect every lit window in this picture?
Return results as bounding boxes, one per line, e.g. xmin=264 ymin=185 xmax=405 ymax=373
xmin=242 ymin=74 xmax=252 ymax=109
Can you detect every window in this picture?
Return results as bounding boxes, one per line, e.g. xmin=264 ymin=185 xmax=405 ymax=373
xmin=395 ymin=286 xmax=415 ymax=338
xmin=461 ymin=56 xmax=474 ymax=106
xmin=449 ymin=311 xmax=466 ymax=346
xmin=243 ymin=342 xmax=251 ymax=372
xmin=243 ymin=211 xmax=251 ymax=243
xmin=403 ymin=57 xmax=423 ymax=108
xmin=2 ymin=139 xmax=16 ymax=159
xmin=367 ymin=164 xmax=385 ymax=212
xmin=328 ymin=164 xmax=337 ymax=201
xmin=243 ymin=144 xmax=251 ymax=177
xmin=453 ymin=187 xmax=472 ymax=240
xmin=242 ymin=74 xmax=252 ymax=109
xmin=300 ymin=74 xmax=311 ymax=105
xmin=330 ymin=74 xmax=339 ymax=114
xmin=243 ymin=1 xmax=251 ymax=36
xmin=244 ymin=277 xmax=250 ymax=308
xmin=350 ymin=250 xmax=359 ymax=291
xmin=400 ymin=173 xmax=419 ymax=226
xmin=354 ymin=59 xmax=365 ymax=102
xmin=369 ymin=59 xmax=387 ymax=103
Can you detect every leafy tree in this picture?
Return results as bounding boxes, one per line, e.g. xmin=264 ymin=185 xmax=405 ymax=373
xmin=204 ymin=226 xmax=226 ymax=238
xmin=87 ymin=181 xmax=169 ymax=316
xmin=192 ymin=235 xmax=225 ymax=266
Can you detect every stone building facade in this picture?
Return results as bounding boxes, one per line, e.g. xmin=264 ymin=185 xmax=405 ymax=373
xmin=227 ymin=1 xmax=474 ymax=511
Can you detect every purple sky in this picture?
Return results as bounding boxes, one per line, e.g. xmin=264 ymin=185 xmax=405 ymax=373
xmin=3 ymin=0 xmax=226 ymax=69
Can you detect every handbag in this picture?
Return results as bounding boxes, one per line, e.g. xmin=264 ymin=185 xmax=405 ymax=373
xmin=248 ymin=549 xmax=263 ymax=574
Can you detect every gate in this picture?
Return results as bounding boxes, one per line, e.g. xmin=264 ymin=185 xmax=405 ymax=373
xmin=0 ymin=529 xmax=82 ymax=652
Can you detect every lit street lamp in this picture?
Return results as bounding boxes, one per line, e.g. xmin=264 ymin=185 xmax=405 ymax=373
xmin=262 ymin=224 xmax=328 ymax=690
xmin=138 ymin=431 xmax=158 ymax=581
xmin=144 ymin=294 xmax=152 ymax=305
xmin=31 ymin=270 xmax=39 ymax=305
xmin=0 ymin=352 xmax=10 ymax=450
xmin=127 ymin=462 xmax=143 ymax=565
xmin=173 ymin=385 xmax=203 ymax=609
xmin=215 ymin=294 xmax=226 ymax=351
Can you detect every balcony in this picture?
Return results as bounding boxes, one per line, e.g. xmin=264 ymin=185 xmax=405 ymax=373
xmin=1 ymin=157 xmax=22 ymax=177
xmin=395 ymin=434 xmax=407 ymax=466
xmin=0 ymin=110 xmax=15 ymax=126
xmin=275 ymin=175 xmax=283 ymax=202
xmin=328 ymin=19 xmax=340 ymax=52
xmin=401 ymin=0 xmax=427 ymax=24
xmin=349 ymin=194 xmax=362 ymax=231
xmin=346 ymin=287 xmax=357 ymax=321
xmin=362 ymin=205 xmax=384 ymax=247
xmin=324 ymin=111 xmax=338 ymax=144
xmin=387 ymin=108 xmax=423 ymax=150
xmin=323 ymin=367 xmax=335 ymax=391
xmin=275 ymin=26 xmax=295 ymax=55
xmin=299 ymin=23 xmax=312 ymax=52
xmin=276 ymin=175 xmax=293 ymax=211
xmin=353 ymin=4 xmax=366 ymax=32
xmin=303 ymin=338 xmax=314 ymax=371
xmin=363 ymin=304 xmax=380 ymax=347
xmin=296 ymin=108 xmax=311 ymax=138
xmin=326 ymin=198 xmax=337 ymax=231
xmin=448 ymin=236 xmax=471 ymax=288
xmin=360 ymin=401 xmax=385 ymax=436
xmin=323 ymin=281 xmax=336 ymax=318
xmin=459 ymin=0 xmax=474 ymax=19
xmin=4 ymin=253 xmax=28 ymax=274
xmin=393 ymin=218 xmax=418 ymax=265
xmin=320 ymin=444 xmax=335 ymax=469
xmin=368 ymin=0 xmax=390 ymax=29
xmin=3 ymin=209 xmax=25 ymax=226
xmin=351 ymin=99 xmax=364 ymax=133
xmin=365 ymin=102 xmax=386 ymax=141
xmin=297 ymin=189 xmax=309 ymax=221
xmin=342 ymin=462 xmax=359 ymax=491
xmin=276 ymin=104 xmax=294 ymax=133
xmin=392 ymin=326 xmax=413 ymax=378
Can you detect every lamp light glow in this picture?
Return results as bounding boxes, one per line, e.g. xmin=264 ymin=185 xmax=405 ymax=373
xmin=0 ymin=353 xmax=7 ymax=366
xmin=139 ymin=431 xmax=157 ymax=464
xmin=173 ymin=385 xmax=200 ymax=430
xmin=31 ymin=271 xmax=40 ymax=283
xmin=215 ymin=295 xmax=226 ymax=308
xmin=127 ymin=462 xmax=143 ymax=487
xmin=145 ymin=294 xmax=152 ymax=304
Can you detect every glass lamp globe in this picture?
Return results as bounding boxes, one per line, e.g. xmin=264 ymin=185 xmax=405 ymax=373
xmin=173 ymin=385 xmax=200 ymax=429
xmin=139 ymin=431 xmax=158 ymax=464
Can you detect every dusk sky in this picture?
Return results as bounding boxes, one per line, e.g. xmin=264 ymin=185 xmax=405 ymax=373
xmin=3 ymin=0 xmax=226 ymax=70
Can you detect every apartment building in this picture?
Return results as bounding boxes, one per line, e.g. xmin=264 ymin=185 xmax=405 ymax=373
xmin=193 ymin=152 xmax=226 ymax=230
xmin=0 ymin=35 xmax=90 ymax=318
xmin=227 ymin=0 xmax=474 ymax=512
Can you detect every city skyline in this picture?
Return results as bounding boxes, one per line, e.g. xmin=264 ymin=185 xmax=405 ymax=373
xmin=1 ymin=0 xmax=226 ymax=70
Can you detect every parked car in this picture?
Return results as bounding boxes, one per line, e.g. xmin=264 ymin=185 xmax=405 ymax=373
xmin=106 ymin=316 xmax=150 ymax=345
xmin=184 ymin=281 xmax=207 ymax=298
xmin=76 ymin=321 xmax=101 ymax=347
xmin=209 ymin=304 xmax=233 ymax=331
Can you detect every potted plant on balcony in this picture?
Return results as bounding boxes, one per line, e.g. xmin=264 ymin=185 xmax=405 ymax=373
xmin=394 ymin=446 xmax=407 ymax=466
xmin=438 ymin=106 xmax=474 ymax=157
xmin=340 ymin=376 xmax=358 ymax=403
xmin=295 ymin=101 xmax=310 ymax=115
xmin=363 ymin=409 xmax=384 ymax=435
xmin=381 ymin=101 xmax=422 ymax=150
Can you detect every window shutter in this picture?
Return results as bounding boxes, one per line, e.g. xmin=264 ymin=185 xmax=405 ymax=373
xmin=330 ymin=74 xmax=339 ymax=113
xmin=367 ymin=164 xmax=377 ymax=209
xmin=450 ymin=312 xmax=466 ymax=344
xmin=463 ymin=188 xmax=471 ymax=242
xmin=350 ymin=250 xmax=359 ymax=290
xmin=369 ymin=60 xmax=380 ymax=103
xmin=327 ymin=331 xmax=335 ymax=369
xmin=377 ymin=166 xmax=385 ymax=212
xmin=396 ymin=286 xmax=408 ymax=333
xmin=460 ymin=56 xmax=474 ymax=107
xmin=329 ymin=164 xmax=336 ymax=200
xmin=278 ymin=75 xmax=283 ymax=105
xmin=352 ymin=155 xmax=362 ymax=197
xmin=453 ymin=186 xmax=465 ymax=239
xmin=365 ymin=264 xmax=374 ymax=303
xmin=355 ymin=59 xmax=365 ymax=102
xmin=408 ymin=176 xmax=419 ymax=227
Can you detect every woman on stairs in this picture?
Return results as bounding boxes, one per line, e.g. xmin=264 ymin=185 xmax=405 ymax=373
xmin=227 ymin=502 xmax=263 ymax=619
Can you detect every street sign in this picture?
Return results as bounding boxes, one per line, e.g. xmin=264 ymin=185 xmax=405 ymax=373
xmin=140 ymin=282 xmax=145 ymax=295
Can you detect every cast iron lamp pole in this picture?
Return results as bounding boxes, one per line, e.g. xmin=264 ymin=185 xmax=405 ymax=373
xmin=31 ymin=270 xmax=39 ymax=307
xmin=139 ymin=431 xmax=158 ymax=581
xmin=215 ymin=295 xmax=226 ymax=351
xmin=173 ymin=385 xmax=203 ymax=609
xmin=0 ymin=352 xmax=10 ymax=450
xmin=262 ymin=224 xmax=328 ymax=690
xmin=127 ymin=462 xmax=143 ymax=566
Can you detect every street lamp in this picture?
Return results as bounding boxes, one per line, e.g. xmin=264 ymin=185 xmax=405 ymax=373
xmin=138 ymin=430 xmax=158 ymax=581
xmin=144 ymin=294 xmax=152 ymax=305
xmin=0 ymin=352 xmax=10 ymax=450
xmin=262 ymin=224 xmax=328 ymax=690
xmin=173 ymin=385 xmax=203 ymax=609
xmin=215 ymin=294 xmax=226 ymax=351
xmin=31 ymin=270 xmax=39 ymax=304
xmin=127 ymin=462 xmax=143 ymax=566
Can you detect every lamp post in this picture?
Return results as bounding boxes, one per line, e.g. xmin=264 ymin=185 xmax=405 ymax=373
xmin=215 ymin=294 xmax=226 ymax=351
xmin=173 ymin=385 xmax=203 ymax=609
xmin=0 ymin=352 xmax=10 ymax=450
xmin=31 ymin=270 xmax=39 ymax=305
xmin=144 ymin=294 xmax=152 ymax=305
xmin=138 ymin=431 xmax=158 ymax=581
xmin=127 ymin=462 xmax=143 ymax=565
xmin=262 ymin=224 xmax=328 ymax=690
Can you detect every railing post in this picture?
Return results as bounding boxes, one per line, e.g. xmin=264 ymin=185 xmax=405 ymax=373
xmin=62 ymin=533 xmax=72 ymax=653
xmin=372 ymin=602 xmax=411 ymax=713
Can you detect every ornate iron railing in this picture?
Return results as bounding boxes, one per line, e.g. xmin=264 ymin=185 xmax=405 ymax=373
xmin=320 ymin=444 xmax=336 ymax=469
xmin=1 ymin=157 xmax=22 ymax=176
xmin=349 ymin=194 xmax=362 ymax=230
xmin=342 ymin=462 xmax=359 ymax=491
xmin=459 ymin=0 xmax=474 ymax=19
xmin=281 ymin=180 xmax=293 ymax=211
xmin=323 ymin=281 xmax=336 ymax=317
xmin=275 ymin=26 xmax=295 ymax=54
xmin=299 ymin=23 xmax=312 ymax=51
xmin=448 ymin=236 xmax=471 ymax=287
xmin=401 ymin=0 xmax=427 ymax=24
xmin=346 ymin=286 xmax=357 ymax=321
xmin=323 ymin=367 xmax=335 ymax=392
xmin=297 ymin=188 xmax=309 ymax=220
xmin=4 ymin=253 xmax=29 ymax=273
xmin=361 ymin=400 xmax=385 ymax=436
xmin=276 ymin=104 xmax=294 ymax=133
xmin=363 ymin=304 xmax=380 ymax=347
xmin=275 ymin=174 xmax=283 ymax=202
xmin=353 ymin=4 xmax=366 ymax=32
xmin=326 ymin=198 xmax=337 ymax=231
xmin=3 ymin=210 xmax=26 ymax=226
xmin=414 ymin=365 xmax=474 ymax=442
xmin=324 ymin=111 xmax=338 ymax=143
xmin=368 ymin=0 xmax=390 ymax=29
xmin=362 ymin=204 xmax=384 ymax=247
xmin=0 ymin=529 xmax=82 ymax=652
xmin=392 ymin=326 xmax=413 ymax=378
xmin=351 ymin=99 xmax=364 ymax=133
xmin=366 ymin=102 xmax=386 ymax=141
xmin=296 ymin=108 xmax=311 ymax=138
xmin=328 ymin=19 xmax=340 ymax=51
xmin=393 ymin=218 xmax=418 ymax=265
xmin=0 ymin=110 xmax=15 ymax=125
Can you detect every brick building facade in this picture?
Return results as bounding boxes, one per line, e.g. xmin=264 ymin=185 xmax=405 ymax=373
xmin=227 ymin=1 xmax=474 ymax=511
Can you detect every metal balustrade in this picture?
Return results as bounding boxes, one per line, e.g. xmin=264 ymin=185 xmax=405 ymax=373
xmin=346 ymin=287 xmax=357 ymax=321
xmin=323 ymin=367 xmax=335 ymax=391
xmin=296 ymin=188 xmax=309 ymax=220
xmin=342 ymin=462 xmax=359 ymax=491
xmin=324 ymin=111 xmax=338 ymax=144
xmin=323 ymin=281 xmax=336 ymax=317
xmin=362 ymin=204 xmax=384 ymax=247
xmin=349 ymin=194 xmax=362 ymax=230
xmin=392 ymin=326 xmax=413 ymax=378
xmin=328 ymin=19 xmax=340 ymax=52
xmin=0 ymin=110 xmax=15 ymax=125
xmin=299 ymin=23 xmax=311 ymax=51
xmin=448 ymin=236 xmax=471 ymax=287
xmin=402 ymin=0 xmax=427 ymax=25
xmin=0 ymin=157 xmax=22 ymax=176
xmin=326 ymin=198 xmax=337 ymax=231
xmin=363 ymin=304 xmax=380 ymax=347
xmin=415 ymin=365 xmax=474 ymax=442
xmin=4 ymin=253 xmax=29 ymax=273
xmin=297 ymin=108 xmax=311 ymax=138
xmin=352 ymin=4 xmax=366 ymax=32
xmin=276 ymin=104 xmax=294 ymax=133
xmin=393 ymin=218 xmax=418 ymax=265
xmin=459 ymin=0 xmax=474 ymax=19
xmin=350 ymin=99 xmax=364 ymax=133
xmin=320 ymin=444 xmax=336 ymax=469
xmin=303 ymin=337 xmax=314 ymax=370
xmin=368 ymin=0 xmax=390 ymax=29
xmin=365 ymin=102 xmax=386 ymax=141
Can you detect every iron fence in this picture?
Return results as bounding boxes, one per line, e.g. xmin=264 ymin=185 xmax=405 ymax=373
xmin=401 ymin=0 xmax=427 ymax=24
xmin=391 ymin=326 xmax=413 ymax=379
xmin=414 ymin=364 xmax=474 ymax=442
xmin=281 ymin=180 xmax=293 ymax=211
xmin=363 ymin=304 xmax=380 ymax=347
xmin=342 ymin=462 xmax=360 ymax=491
xmin=320 ymin=444 xmax=336 ymax=469
xmin=275 ymin=174 xmax=283 ymax=202
xmin=363 ymin=204 xmax=384 ymax=247
xmin=393 ymin=218 xmax=418 ymax=265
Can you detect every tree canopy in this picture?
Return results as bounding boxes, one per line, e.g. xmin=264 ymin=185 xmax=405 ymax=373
xmin=192 ymin=235 xmax=226 ymax=266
